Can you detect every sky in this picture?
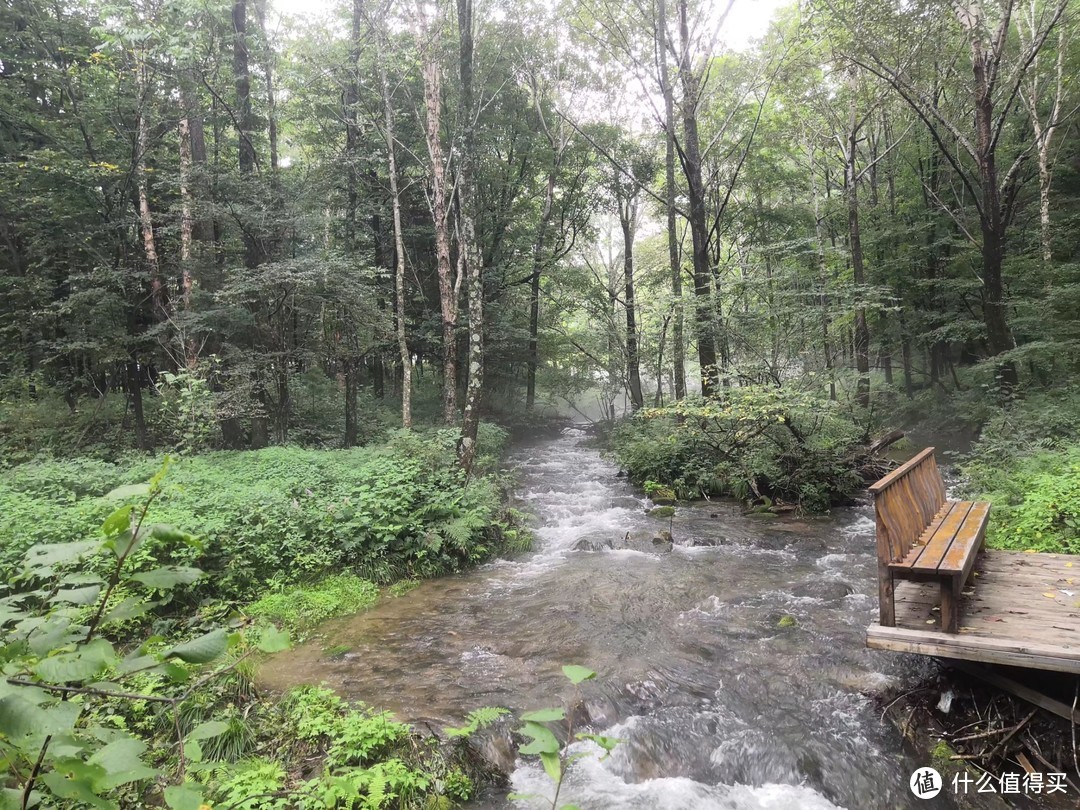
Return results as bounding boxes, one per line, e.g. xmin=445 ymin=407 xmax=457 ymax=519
xmin=273 ymin=0 xmax=790 ymax=51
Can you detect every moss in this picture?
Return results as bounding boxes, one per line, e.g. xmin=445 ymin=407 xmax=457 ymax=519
xmin=931 ymin=739 xmax=955 ymax=770
xmin=323 ymin=644 xmax=353 ymax=659
xmin=777 ymin=614 xmax=797 ymax=628
xmin=648 ymin=505 xmax=676 ymax=518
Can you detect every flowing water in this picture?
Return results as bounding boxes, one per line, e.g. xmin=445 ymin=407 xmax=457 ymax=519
xmin=261 ymin=427 xmax=949 ymax=809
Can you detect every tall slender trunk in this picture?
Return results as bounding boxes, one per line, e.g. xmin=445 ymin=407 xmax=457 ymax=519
xmin=677 ymin=0 xmax=717 ymax=397
xmin=417 ymin=11 xmax=458 ymax=423
xmin=135 ymin=62 xmax=164 ymax=319
xmin=376 ymin=34 xmax=412 ymax=428
xmin=456 ymin=0 xmax=484 ymax=472
xmin=657 ymin=0 xmax=685 ymax=400
xmin=959 ymin=1 xmax=1016 ymax=388
xmin=526 ymin=168 xmax=555 ymax=410
xmin=846 ymin=80 xmax=870 ymax=408
xmin=620 ymin=201 xmax=643 ymax=410
xmin=810 ymin=142 xmax=835 ymax=400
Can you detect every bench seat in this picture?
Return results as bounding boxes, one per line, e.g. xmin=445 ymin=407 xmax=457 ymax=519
xmin=870 ymin=448 xmax=991 ymax=634
xmin=887 ymin=500 xmax=990 ymax=632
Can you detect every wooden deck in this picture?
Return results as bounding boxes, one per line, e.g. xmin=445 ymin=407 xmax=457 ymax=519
xmin=867 ymin=550 xmax=1080 ymax=674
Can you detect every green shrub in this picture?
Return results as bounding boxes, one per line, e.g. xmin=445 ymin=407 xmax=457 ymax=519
xmin=611 ymin=388 xmax=865 ymax=511
xmin=0 ymin=428 xmax=520 ymax=600
xmin=962 ymin=443 xmax=1080 ymax=554
xmin=247 ymin=575 xmax=380 ymax=634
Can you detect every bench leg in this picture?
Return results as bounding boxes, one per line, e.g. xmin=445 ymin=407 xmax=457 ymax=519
xmin=940 ymin=578 xmax=961 ymax=633
xmin=879 ymin=568 xmax=895 ymax=627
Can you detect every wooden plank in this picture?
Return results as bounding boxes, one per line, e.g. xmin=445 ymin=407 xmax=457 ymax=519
xmin=939 ymin=502 xmax=989 ymax=572
xmin=894 ymin=501 xmax=969 ymax=571
xmin=868 ymin=447 xmax=936 ymax=494
xmin=949 ymin=661 xmax=1080 ymax=723
xmin=866 ymin=624 xmax=1080 ymax=674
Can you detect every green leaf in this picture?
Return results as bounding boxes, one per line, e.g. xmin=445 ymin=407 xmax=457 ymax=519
xmin=130 ymin=566 xmax=202 ymax=590
xmin=148 ymin=524 xmax=200 ymax=548
xmin=34 ymin=639 xmax=115 ymax=683
xmin=103 ymin=596 xmax=154 ymax=625
xmin=561 ymin=665 xmax=596 ymax=685
xmin=189 ymin=720 xmax=229 ymax=741
xmin=49 ymin=585 xmax=101 ymax=605
xmin=166 ymin=629 xmax=227 ymax=664
xmin=518 ymin=721 xmax=560 ymax=755
xmin=40 ymin=762 xmax=110 ymax=809
xmin=183 ymin=738 xmax=203 ymax=764
xmin=540 ymin=750 xmax=562 ymax=784
xmin=104 ymin=483 xmax=150 ymax=501
xmin=22 ymin=541 xmax=99 ymax=577
xmin=255 ymin=625 xmax=291 ymax=653
xmin=520 ymin=707 xmax=565 ymax=723
xmin=576 ymin=732 xmax=621 ymax=754
xmin=88 ymin=737 xmax=158 ymax=789
xmin=164 ymin=783 xmax=205 ymax=810
xmin=101 ymin=505 xmax=132 ymax=537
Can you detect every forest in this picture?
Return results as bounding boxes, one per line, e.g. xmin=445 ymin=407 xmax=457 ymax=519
xmin=0 ymin=0 xmax=1078 ymax=806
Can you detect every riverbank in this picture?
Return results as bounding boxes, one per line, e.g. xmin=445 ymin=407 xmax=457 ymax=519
xmin=0 ymin=424 xmax=529 ymax=808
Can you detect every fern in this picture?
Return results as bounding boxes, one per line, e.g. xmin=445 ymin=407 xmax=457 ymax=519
xmin=444 ymin=706 xmax=508 ymax=738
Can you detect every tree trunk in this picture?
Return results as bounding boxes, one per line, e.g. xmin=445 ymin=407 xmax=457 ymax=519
xmin=417 ymin=13 xmax=458 ymax=424
xmin=135 ymin=62 xmax=164 ymax=321
xmin=657 ymin=0 xmax=685 ymax=400
xmin=846 ymin=81 xmax=871 ymax=409
xmin=376 ymin=32 xmax=412 ymax=429
xmin=526 ymin=165 xmax=556 ymax=410
xmin=620 ymin=201 xmax=643 ymax=410
xmin=456 ymin=0 xmax=484 ymax=472
xmin=233 ymin=0 xmax=260 ymax=269
xmin=677 ymin=0 xmax=717 ymax=397
xmin=960 ymin=1 xmax=1017 ymax=389
xmin=126 ymin=356 xmax=150 ymax=451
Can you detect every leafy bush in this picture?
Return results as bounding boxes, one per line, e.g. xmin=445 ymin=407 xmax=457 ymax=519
xmin=247 ymin=575 xmax=380 ymax=634
xmin=611 ymin=388 xmax=865 ymax=511
xmin=962 ymin=442 xmax=1080 ymax=554
xmin=0 ymin=427 xmax=524 ymax=601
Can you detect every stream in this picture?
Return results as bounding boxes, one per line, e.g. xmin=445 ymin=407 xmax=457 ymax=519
xmin=260 ymin=426 xmax=946 ymax=809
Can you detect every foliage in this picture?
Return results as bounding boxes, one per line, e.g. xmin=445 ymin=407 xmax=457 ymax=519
xmin=247 ymin=576 xmax=380 ymax=636
xmin=0 ymin=430 xmax=525 ymax=602
xmin=611 ymin=387 xmax=866 ymax=511
xmin=0 ymin=465 xmax=291 ymax=810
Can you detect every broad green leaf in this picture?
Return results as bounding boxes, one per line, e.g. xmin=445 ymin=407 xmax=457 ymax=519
xmin=49 ymin=585 xmax=101 ymax=606
xmin=103 ymin=596 xmax=154 ymax=625
xmin=27 ymin=617 xmax=82 ymax=656
xmin=521 ymin=707 xmax=564 ymax=723
xmin=518 ymin=720 xmax=560 ymax=755
xmin=561 ymin=665 xmax=596 ymax=685
xmin=167 ymin=629 xmax=227 ymax=664
xmin=22 ymin=541 xmax=98 ymax=576
xmin=164 ymin=783 xmax=204 ymax=810
xmin=130 ymin=566 xmax=202 ymax=590
xmin=158 ymin=661 xmax=190 ymax=683
xmin=40 ymin=763 xmax=110 ymax=809
xmin=101 ymin=505 xmax=132 ymax=536
xmin=34 ymin=639 xmax=115 ymax=683
xmin=104 ymin=483 xmax=150 ymax=501
xmin=183 ymin=738 xmax=203 ymax=764
xmin=88 ymin=738 xmax=157 ymax=789
xmin=255 ymin=625 xmax=291 ymax=653
xmin=189 ymin=720 xmax=229 ymax=741
xmin=540 ymin=751 xmax=562 ymax=784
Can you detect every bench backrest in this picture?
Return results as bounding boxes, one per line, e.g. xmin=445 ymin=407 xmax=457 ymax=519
xmin=868 ymin=447 xmax=946 ymax=564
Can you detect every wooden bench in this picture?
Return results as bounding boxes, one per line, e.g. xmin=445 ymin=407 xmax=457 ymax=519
xmin=869 ymin=447 xmax=990 ymax=633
